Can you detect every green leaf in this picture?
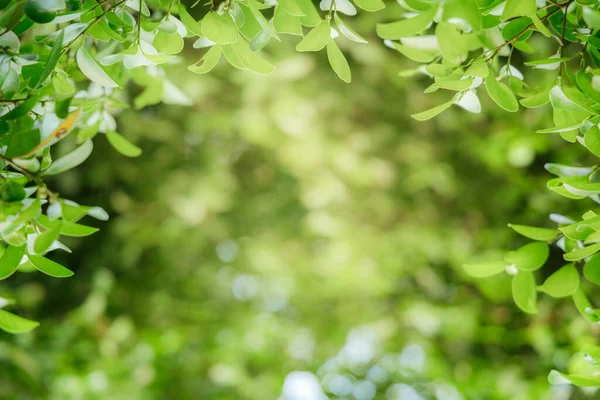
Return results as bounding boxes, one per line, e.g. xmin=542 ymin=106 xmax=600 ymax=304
xmin=577 ymin=69 xmax=600 ymax=104
xmin=296 ymin=19 xmax=330 ymax=52
xmin=548 ymin=370 xmax=600 ymax=387
xmin=42 ymin=140 xmax=93 ymax=175
xmin=464 ymin=59 xmax=489 ymax=78
xmin=76 ymin=47 xmax=119 ymax=88
xmin=536 ymin=121 xmax=587 ymax=134
xmin=504 ymin=242 xmax=549 ymax=271
xmin=295 ymin=0 xmax=321 ymax=27
xmin=188 ymin=45 xmax=222 ymax=74
xmin=0 ymin=67 xmax=19 ymax=100
xmin=326 ymin=41 xmax=351 ymax=83
xmin=334 ymin=14 xmax=367 ymax=44
xmin=0 ymin=96 xmax=39 ymax=121
xmin=572 ymin=288 xmax=600 ymax=322
xmin=584 ymin=254 xmax=600 ymax=286
xmin=106 ymin=131 xmax=142 ymax=157
xmin=508 ymin=224 xmax=558 ymax=241
xmin=178 ymin=3 xmax=203 ymax=36
xmin=1 ymin=199 xmax=41 ymax=237
xmin=502 ymin=0 xmax=536 ymax=20
xmin=201 ymin=12 xmax=239 ymax=44
xmin=28 ymin=255 xmax=73 ymax=278
xmin=585 ymin=125 xmax=600 ymax=157
xmin=549 ymin=85 xmax=585 ymax=111
xmin=485 ymin=74 xmax=519 ymax=112
xmin=230 ymin=39 xmax=275 ymax=75
xmin=36 ymin=215 xmax=98 ymax=237
xmin=520 ymin=88 xmax=551 ymax=108
xmin=376 ymin=4 xmax=436 ymax=40
xmin=5 ymin=129 xmax=40 ymax=158
xmin=273 ymin=7 xmax=302 ymax=35
xmin=435 ymin=22 xmax=467 ymax=65
xmin=33 ymin=223 xmax=62 ymax=254
xmin=0 ymin=245 xmax=25 ymax=280
xmin=460 ymin=0 xmax=482 ymax=31
xmin=0 ymin=310 xmax=39 ymax=334
xmin=32 ymin=30 xmax=64 ymax=88
xmin=223 ymin=44 xmax=247 ymax=70
xmin=389 ymin=42 xmax=436 ymax=63
xmin=512 ymin=271 xmax=537 ymax=314
xmin=531 ymin=14 xmax=551 ymax=37
xmin=153 ymin=31 xmax=184 ymax=54
xmin=411 ymin=99 xmax=454 ymax=121
xmin=564 ymin=243 xmax=600 ymax=261
xmin=462 ymin=260 xmax=507 ymax=278
xmin=352 ymin=0 xmax=385 ymax=12
xmin=541 ymin=264 xmax=580 ymax=298
xmin=435 ymin=78 xmax=473 ymax=91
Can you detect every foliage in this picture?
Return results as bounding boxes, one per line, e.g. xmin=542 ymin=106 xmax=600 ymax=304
xmin=375 ymin=0 xmax=600 ymax=386
xmin=4 ymin=0 xmax=600 ymax=395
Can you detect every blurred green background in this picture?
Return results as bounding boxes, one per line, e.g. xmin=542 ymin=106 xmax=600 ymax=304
xmin=1 ymin=11 xmax=599 ymax=400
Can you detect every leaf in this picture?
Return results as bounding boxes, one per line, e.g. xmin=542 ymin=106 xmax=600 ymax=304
xmin=273 ymin=7 xmax=302 ymax=35
xmin=0 ymin=310 xmax=39 ymax=334
xmin=411 ymin=99 xmax=454 ymax=121
xmin=520 ymin=88 xmax=551 ymax=108
xmin=153 ymin=31 xmax=184 ymax=54
xmin=512 ymin=271 xmax=537 ymax=314
xmin=296 ymin=19 xmax=330 ymax=52
xmin=531 ymin=14 xmax=551 ymax=37
xmin=548 ymin=370 xmax=600 ymax=387
xmin=485 ymin=75 xmax=519 ymax=112
xmin=0 ymin=96 xmax=39 ymax=121
xmin=201 ymin=12 xmax=239 ymax=44
xmin=508 ymin=224 xmax=558 ymax=241
xmin=436 ymin=22 xmax=467 ymax=65
xmin=76 ymin=47 xmax=119 ymax=88
xmin=564 ymin=243 xmax=600 ymax=261
xmin=188 ymin=45 xmax=222 ymax=74
xmin=462 ymin=260 xmax=507 ymax=278
xmin=28 ymin=255 xmax=73 ymax=278
xmin=572 ymin=288 xmax=600 ymax=322
xmin=106 ymin=131 xmax=142 ymax=157
xmin=541 ymin=264 xmax=580 ymax=298
xmin=32 ymin=30 xmax=64 ymax=88
xmin=230 ymin=39 xmax=275 ymax=75
xmin=585 ymin=125 xmax=600 ymax=157
xmin=549 ymin=85 xmax=585 ymax=111
xmin=376 ymin=4 xmax=436 ymax=39
xmin=0 ymin=67 xmax=19 ymax=99
xmin=352 ymin=0 xmax=385 ymax=12
xmin=42 ymin=140 xmax=93 ymax=175
xmin=1 ymin=200 xmax=41 ymax=237
xmin=460 ymin=0 xmax=482 ymax=31
xmin=502 ymin=0 xmax=536 ymax=20
xmin=0 ymin=245 xmax=25 ymax=280
xmin=36 ymin=215 xmax=98 ymax=237
xmin=536 ymin=121 xmax=587 ymax=134
xmin=504 ymin=242 xmax=549 ymax=271
xmin=326 ymin=41 xmax=351 ymax=83
xmin=33 ymin=223 xmax=62 ymax=255
xmin=334 ymin=14 xmax=367 ymax=44
xmin=295 ymin=0 xmax=321 ymax=26
xmin=584 ymin=254 xmax=600 ymax=286
xmin=465 ymin=59 xmax=489 ymax=78
xmin=178 ymin=4 xmax=203 ymax=36
xmin=5 ymin=129 xmax=41 ymax=158
xmin=577 ymin=69 xmax=600 ymax=104
xmin=388 ymin=42 xmax=435 ymax=63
